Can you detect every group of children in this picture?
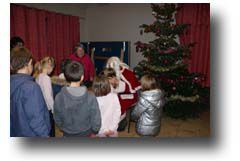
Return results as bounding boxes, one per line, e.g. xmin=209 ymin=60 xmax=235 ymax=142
xmin=10 ymin=46 xmax=165 ymax=137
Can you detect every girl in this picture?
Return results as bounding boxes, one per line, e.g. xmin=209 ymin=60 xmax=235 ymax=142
xmin=99 ymin=67 xmax=124 ymax=93
xmin=131 ymin=75 xmax=165 ymax=137
xmin=34 ymin=56 xmax=55 ymax=137
xmin=99 ymin=68 xmax=127 ymax=131
xmin=92 ymin=76 xmax=121 ymax=137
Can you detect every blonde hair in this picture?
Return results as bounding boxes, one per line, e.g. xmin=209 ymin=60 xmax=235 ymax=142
xmin=140 ymin=75 xmax=159 ymax=92
xmin=33 ymin=56 xmax=55 ymax=78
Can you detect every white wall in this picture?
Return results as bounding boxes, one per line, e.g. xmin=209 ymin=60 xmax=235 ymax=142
xmin=84 ymin=3 xmax=156 ymax=68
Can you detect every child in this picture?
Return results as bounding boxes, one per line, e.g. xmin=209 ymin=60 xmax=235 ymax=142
xmin=59 ymin=59 xmax=72 ymax=80
xmin=92 ymin=76 xmax=121 ymax=137
xmin=99 ymin=67 xmax=125 ymax=93
xmin=10 ymin=36 xmax=24 ymax=50
xmin=34 ymin=57 xmax=55 ymax=111
xmin=53 ymin=60 xmax=101 ymax=137
xmin=131 ymin=75 xmax=165 ymax=136
xmin=10 ymin=47 xmax=50 ymax=137
xmin=34 ymin=56 xmax=55 ymax=137
xmin=99 ymin=67 xmax=130 ymax=131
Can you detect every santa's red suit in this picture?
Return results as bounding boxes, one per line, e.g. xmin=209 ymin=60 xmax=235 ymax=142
xmin=114 ymin=68 xmax=141 ymax=116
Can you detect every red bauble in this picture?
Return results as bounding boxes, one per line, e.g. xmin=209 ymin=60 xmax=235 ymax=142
xmin=164 ymin=48 xmax=175 ymax=54
xmin=164 ymin=60 xmax=168 ymax=64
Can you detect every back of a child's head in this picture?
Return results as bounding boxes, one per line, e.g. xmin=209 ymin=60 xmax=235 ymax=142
xmin=92 ymin=76 xmax=111 ymax=97
xmin=140 ymin=75 xmax=159 ymax=92
xmin=99 ymin=67 xmax=116 ymax=78
xmin=64 ymin=60 xmax=84 ymax=82
xmin=60 ymin=59 xmax=72 ymax=74
xmin=33 ymin=56 xmax=55 ymax=77
xmin=10 ymin=36 xmax=24 ymax=50
xmin=10 ymin=47 xmax=32 ymax=74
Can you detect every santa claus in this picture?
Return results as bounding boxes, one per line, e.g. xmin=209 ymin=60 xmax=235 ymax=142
xmin=106 ymin=57 xmax=141 ymax=131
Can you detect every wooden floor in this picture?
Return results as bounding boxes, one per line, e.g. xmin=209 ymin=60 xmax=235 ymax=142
xmin=55 ymin=111 xmax=210 ymax=138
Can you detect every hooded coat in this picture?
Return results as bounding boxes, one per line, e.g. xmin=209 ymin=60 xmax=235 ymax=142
xmin=131 ymin=89 xmax=165 ymax=136
xmin=53 ymin=86 xmax=101 ymax=136
xmin=10 ymin=74 xmax=50 ymax=137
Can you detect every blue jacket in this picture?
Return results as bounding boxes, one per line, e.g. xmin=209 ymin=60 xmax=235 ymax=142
xmin=10 ymin=74 xmax=50 ymax=137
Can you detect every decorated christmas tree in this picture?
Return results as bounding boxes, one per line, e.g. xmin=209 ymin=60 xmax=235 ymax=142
xmin=134 ymin=4 xmax=208 ymax=119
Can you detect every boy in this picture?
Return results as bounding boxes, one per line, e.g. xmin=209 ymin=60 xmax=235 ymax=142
xmin=54 ymin=60 xmax=101 ymax=137
xmin=10 ymin=47 xmax=50 ymax=137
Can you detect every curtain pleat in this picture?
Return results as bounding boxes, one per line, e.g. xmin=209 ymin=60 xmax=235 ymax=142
xmin=176 ymin=3 xmax=210 ymax=87
xmin=10 ymin=4 xmax=80 ymax=74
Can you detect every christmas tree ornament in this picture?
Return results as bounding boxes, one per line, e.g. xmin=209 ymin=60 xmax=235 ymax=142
xmin=152 ymin=11 xmax=157 ymax=16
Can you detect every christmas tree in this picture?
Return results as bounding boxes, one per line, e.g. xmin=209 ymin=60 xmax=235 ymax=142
xmin=134 ymin=4 xmax=208 ymax=119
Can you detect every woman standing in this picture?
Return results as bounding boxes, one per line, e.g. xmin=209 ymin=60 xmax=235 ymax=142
xmin=69 ymin=43 xmax=95 ymax=87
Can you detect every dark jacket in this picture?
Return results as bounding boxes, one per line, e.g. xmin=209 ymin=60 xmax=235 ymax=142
xmin=131 ymin=89 xmax=165 ymax=136
xmin=53 ymin=86 xmax=101 ymax=136
xmin=10 ymin=74 xmax=50 ymax=137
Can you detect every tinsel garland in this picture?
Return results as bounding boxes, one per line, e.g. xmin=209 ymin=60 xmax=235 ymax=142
xmin=167 ymin=94 xmax=200 ymax=102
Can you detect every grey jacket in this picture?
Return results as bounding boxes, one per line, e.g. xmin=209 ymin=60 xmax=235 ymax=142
xmin=53 ymin=86 xmax=101 ymax=136
xmin=131 ymin=89 xmax=165 ymax=136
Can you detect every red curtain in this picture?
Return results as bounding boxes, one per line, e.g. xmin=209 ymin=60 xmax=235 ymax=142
xmin=10 ymin=4 xmax=80 ymax=74
xmin=176 ymin=3 xmax=210 ymax=87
